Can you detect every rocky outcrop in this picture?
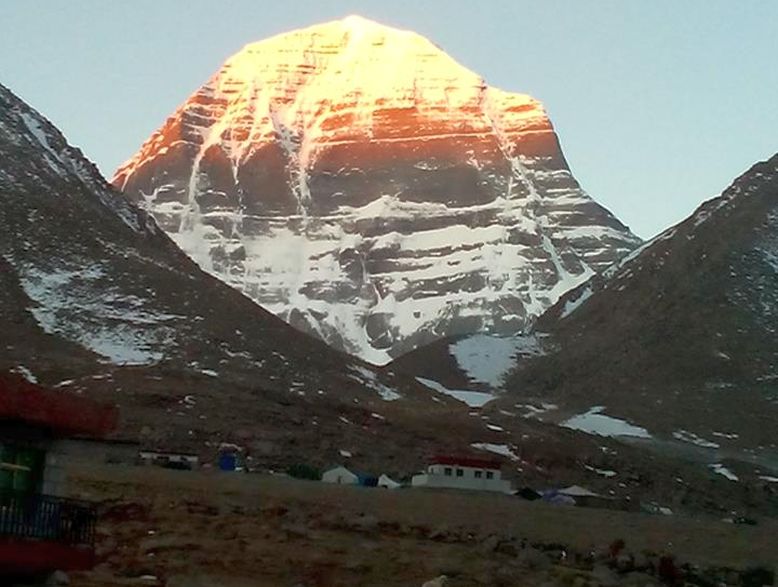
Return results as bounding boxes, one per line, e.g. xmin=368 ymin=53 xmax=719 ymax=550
xmin=113 ymin=16 xmax=639 ymax=363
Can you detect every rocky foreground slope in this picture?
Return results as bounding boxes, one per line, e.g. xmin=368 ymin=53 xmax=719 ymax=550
xmin=70 ymin=466 xmax=777 ymax=587
xmin=113 ymin=16 xmax=639 ymax=363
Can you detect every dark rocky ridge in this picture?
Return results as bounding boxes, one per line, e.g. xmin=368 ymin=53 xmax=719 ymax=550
xmin=496 ymin=155 xmax=778 ymax=451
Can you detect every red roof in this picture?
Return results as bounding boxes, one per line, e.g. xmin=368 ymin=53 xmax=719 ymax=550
xmin=0 ymin=373 xmax=117 ymax=438
xmin=0 ymin=539 xmax=95 ymax=573
xmin=430 ymin=455 xmax=503 ymax=470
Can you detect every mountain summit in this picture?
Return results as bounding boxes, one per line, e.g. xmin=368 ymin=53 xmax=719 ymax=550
xmin=113 ymin=16 xmax=640 ymax=363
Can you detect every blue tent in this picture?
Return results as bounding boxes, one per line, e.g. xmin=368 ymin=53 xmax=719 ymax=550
xmin=218 ymin=451 xmax=237 ymax=471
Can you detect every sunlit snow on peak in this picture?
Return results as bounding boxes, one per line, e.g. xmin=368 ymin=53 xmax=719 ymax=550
xmin=113 ymin=17 xmax=640 ymax=362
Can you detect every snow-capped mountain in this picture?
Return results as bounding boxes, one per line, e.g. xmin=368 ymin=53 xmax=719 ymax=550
xmin=4 ymin=81 xmax=771 ymax=508
xmin=0 ymin=82 xmax=464 ymax=456
xmin=113 ymin=15 xmax=640 ymax=364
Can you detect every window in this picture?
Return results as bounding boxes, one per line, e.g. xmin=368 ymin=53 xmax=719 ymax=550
xmin=0 ymin=443 xmax=45 ymax=493
xmin=474 ymin=470 xmax=483 ymax=479
xmin=444 ymin=467 xmax=452 ymax=476
xmin=456 ymin=468 xmax=464 ymax=477
xmin=486 ymin=471 xmax=494 ymax=480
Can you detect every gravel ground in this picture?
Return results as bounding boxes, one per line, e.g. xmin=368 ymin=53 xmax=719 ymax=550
xmin=63 ymin=464 xmax=777 ymax=587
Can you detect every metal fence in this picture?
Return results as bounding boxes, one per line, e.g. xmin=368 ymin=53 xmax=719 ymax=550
xmin=0 ymin=491 xmax=97 ymax=546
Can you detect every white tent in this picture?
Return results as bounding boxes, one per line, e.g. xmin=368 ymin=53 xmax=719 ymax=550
xmin=322 ymin=465 xmax=358 ymax=485
xmin=557 ymin=485 xmax=601 ymax=497
xmin=377 ymin=474 xmax=401 ymax=489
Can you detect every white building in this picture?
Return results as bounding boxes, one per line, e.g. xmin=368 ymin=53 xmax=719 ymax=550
xmin=411 ymin=456 xmax=512 ymax=493
xmin=322 ymin=465 xmax=359 ymax=485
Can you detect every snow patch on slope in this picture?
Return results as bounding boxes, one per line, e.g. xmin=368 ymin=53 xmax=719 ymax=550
xmin=562 ymin=406 xmax=652 ymax=439
xmin=349 ymin=365 xmax=401 ymax=401
xmin=673 ymin=430 xmax=720 ymax=449
xmin=10 ymin=365 xmax=37 ymax=383
xmin=471 ymin=442 xmax=519 ymax=461
xmin=415 ymin=377 xmax=494 ymax=407
xmin=449 ymin=334 xmax=545 ymax=388
xmin=560 ymin=286 xmax=593 ymax=319
xmin=19 ymin=112 xmax=68 ymax=175
xmin=709 ymin=463 xmax=739 ymax=482
xmin=15 ymin=262 xmax=178 ymax=365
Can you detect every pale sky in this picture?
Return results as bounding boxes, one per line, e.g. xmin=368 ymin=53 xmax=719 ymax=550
xmin=2 ymin=0 xmax=777 ymax=238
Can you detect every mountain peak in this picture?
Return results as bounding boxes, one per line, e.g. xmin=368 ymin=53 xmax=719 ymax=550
xmin=307 ymin=14 xmax=399 ymax=36
xmin=113 ymin=19 xmax=639 ymax=363
xmin=191 ymin=14 xmax=507 ymax=133
xmin=340 ymin=14 xmax=381 ymax=28
xmin=241 ymin=14 xmax=437 ymax=54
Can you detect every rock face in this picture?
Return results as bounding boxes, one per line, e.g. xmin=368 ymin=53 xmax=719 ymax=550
xmin=113 ymin=16 xmax=640 ymax=363
xmin=498 ymin=154 xmax=778 ymax=451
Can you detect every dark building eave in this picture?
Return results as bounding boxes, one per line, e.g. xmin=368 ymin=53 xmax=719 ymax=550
xmin=0 ymin=374 xmax=117 ymax=438
xmin=0 ymin=538 xmax=95 ymax=574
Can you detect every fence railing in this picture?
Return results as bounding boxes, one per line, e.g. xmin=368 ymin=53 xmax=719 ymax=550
xmin=0 ymin=491 xmax=97 ymax=546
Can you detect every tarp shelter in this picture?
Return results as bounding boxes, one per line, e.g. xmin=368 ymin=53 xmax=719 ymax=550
xmin=378 ymin=474 xmax=401 ymax=489
xmin=322 ymin=465 xmax=358 ymax=485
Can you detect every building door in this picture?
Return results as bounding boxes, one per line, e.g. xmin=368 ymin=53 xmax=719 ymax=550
xmin=0 ymin=443 xmax=45 ymax=493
